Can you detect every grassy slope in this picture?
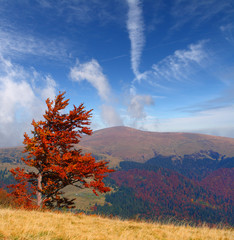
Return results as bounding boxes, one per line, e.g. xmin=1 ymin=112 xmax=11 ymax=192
xmin=62 ymin=185 xmax=106 ymax=211
xmin=0 ymin=208 xmax=233 ymax=240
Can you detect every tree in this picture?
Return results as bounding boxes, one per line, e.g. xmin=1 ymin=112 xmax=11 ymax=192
xmin=8 ymin=92 xmax=114 ymax=209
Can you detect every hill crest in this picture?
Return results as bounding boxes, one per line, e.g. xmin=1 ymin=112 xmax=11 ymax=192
xmin=80 ymin=126 xmax=234 ymax=163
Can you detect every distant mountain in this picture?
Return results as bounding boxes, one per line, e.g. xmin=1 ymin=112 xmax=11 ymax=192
xmin=0 ymin=146 xmax=24 ymax=165
xmin=1 ymin=126 xmax=234 ymax=166
xmin=80 ymin=126 xmax=234 ymax=163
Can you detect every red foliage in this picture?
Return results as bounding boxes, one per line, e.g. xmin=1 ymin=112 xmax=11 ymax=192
xmin=8 ymin=92 xmax=114 ymax=209
xmin=200 ymin=168 xmax=234 ymax=201
xmin=8 ymin=168 xmax=36 ymax=208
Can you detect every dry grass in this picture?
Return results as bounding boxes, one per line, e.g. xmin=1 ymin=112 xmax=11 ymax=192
xmin=0 ymin=208 xmax=233 ymax=240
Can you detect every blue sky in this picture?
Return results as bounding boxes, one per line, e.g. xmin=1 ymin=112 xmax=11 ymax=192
xmin=0 ymin=0 xmax=234 ymax=147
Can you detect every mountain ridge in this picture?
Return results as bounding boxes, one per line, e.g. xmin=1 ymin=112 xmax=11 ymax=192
xmin=80 ymin=126 xmax=234 ymax=163
xmin=1 ymin=126 xmax=234 ymax=166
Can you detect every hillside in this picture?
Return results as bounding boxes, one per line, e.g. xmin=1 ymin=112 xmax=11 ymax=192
xmin=0 ymin=146 xmax=24 ymax=165
xmin=80 ymin=126 xmax=234 ymax=163
xmin=0 ymin=208 xmax=233 ymax=240
xmin=98 ymin=167 xmax=233 ymax=225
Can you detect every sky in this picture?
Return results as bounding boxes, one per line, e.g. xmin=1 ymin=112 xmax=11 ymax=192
xmin=0 ymin=0 xmax=234 ymax=147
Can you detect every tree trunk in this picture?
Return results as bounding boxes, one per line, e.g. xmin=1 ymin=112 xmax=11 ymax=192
xmin=37 ymin=173 xmax=42 ymax=208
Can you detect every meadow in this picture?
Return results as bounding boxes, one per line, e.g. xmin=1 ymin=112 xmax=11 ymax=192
xmin=0 ymin=208 xmax=233 ymax=240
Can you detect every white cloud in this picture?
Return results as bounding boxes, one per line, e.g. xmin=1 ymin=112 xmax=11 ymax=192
xmin=0 ymin=55 xmax=57 ymax=147
xmin=151 ymin=41 xmax=208 ymax=82
xmin=101 ymin=105 xmax=123 ymax=127
xmin=70 ymin=59 xmax=111 ymax=101
xmin=126 ymin=0 xmax=145 ymax=79
xmin=128 ymin=93 xmax=154 ymax=120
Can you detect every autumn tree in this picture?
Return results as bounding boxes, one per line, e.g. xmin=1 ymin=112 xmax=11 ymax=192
xmin=8 ymin=92 xmax=114 ymax=209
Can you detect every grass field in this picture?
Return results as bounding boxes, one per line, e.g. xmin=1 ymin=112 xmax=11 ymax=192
xmin=62 ymin=185 xmax=106 ymax=211
xmin=0 ymin=208 xmax=233 ymax=240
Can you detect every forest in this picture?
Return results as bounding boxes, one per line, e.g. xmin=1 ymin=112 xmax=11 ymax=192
xmin=95 ymin=154 xmax=234 ymax=226
xmin=0 ymin=168 xmax=15 ymax=188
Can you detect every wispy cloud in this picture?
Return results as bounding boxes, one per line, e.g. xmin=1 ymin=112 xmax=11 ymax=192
xmin=0 ymin=55 xmax=57 ymax=147
xmin=100 ymin=54 xmax=128 ymax=63
xmin=36 ymin=0 xmax=124 ymax=25
xmin=171 ymin=0 xmax=233 ymax=30
xmin=126 ymin=0 xmax=145 ymax=79
xmin=220 ymin=23 xmax=234 ymax=44
xmin=36 ymin=0 xmax=52 ymax=8
xmin=0 ymin=28 xmax=67 ymax=60
xmin=70 ymin=59 xmax=111 ymax=101
xmin=151 ymin=41 xmax=208 ymax=83
xmin=125 ymin=0 xmax=152 ymax=126
xmin=125 ymin=0 xmax=156 ymax=128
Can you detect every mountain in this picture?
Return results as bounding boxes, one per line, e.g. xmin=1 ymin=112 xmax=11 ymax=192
xmin=0 ymin=146 xmax=24 ymax=165
xmin=80 ymin=126 xmax=234 ymax=163
xmin=1 ymin=126 xmax=234 ymax=166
